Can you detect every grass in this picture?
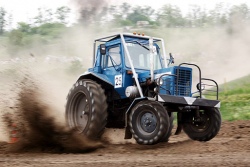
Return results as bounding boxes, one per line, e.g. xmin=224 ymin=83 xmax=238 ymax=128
xmin=219 ymin=74 xmax=250 ymax=121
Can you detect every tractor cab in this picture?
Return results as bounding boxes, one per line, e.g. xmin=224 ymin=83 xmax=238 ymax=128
xmin=90 ymin=33 xmax=172 ymax=99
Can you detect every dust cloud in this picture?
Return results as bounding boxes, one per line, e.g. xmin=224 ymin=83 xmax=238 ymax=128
xmin=0 ymin=24 xmax=107 ymax=152
xmin=62 ymin=23 xmax=250 ymax=86
xmin=161 ymin=21 xmax=250 ymax=84
xmin=0 ymin=72 xmax=104 ymax=153
xmin=71 ymin=0 xmax=108 ymax=24
xmin=72 ymin=0 xmax=107 ymax=10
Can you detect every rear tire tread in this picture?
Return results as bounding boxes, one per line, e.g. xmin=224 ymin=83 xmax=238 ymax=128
xmin=66 ymin=79 xmax=108 ymax=139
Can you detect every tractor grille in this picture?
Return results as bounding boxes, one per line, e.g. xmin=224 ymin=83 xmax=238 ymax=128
xmin=175 ymin=68 xmax=192 ymax=96
xmin=158 ymin=67 xmax=192 ymax=97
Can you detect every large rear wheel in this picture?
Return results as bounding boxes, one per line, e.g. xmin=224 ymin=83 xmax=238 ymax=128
xmin=129 ymin=101 xmax=170 ymax=145
xmin=65 ymin=79 xmax=108 ymax=139
xmin=183 ymin=107 xmax=221 ymax=141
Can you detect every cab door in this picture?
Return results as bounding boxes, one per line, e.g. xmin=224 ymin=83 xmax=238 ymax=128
xmin=102 ymin=44 xmax=125 ymax=97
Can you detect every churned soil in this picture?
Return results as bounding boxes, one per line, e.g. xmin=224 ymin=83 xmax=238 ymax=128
xmin=0 ymin=120 xmax=249 ymax=167
xmin=0 ymin=76 xmax=249 ymax=167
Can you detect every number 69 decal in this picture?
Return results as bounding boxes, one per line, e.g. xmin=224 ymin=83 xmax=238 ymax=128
xmin=114 ymin=75 xmax=122 ymax=88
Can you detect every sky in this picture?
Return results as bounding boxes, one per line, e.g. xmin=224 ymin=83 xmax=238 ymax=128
xmin=0 ymin=0 xmax=250 ymax=28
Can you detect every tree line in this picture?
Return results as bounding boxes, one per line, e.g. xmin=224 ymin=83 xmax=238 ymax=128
xmin=0 ymin=6 xmax=71 ymax=34
xmin=1 ymin=3 xmax=250 ymax=30
xmin=75 ymin=2 xmax=250 ymax=28
xmin=0 ymin=6 xmax=71 ymax=47
xmin=0 ymin=3 xmax=249 ymax=47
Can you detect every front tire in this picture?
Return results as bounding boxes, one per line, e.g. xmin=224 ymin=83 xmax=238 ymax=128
xmin=183 ymin=107 xmax=221 ymax=141
xmin=129 ymin=101 xmax=170 ymax=145
xmin=65 ymin=79 xmax=108 ymax=139
xmin=161 ymin=112 xmax=174 ymax=142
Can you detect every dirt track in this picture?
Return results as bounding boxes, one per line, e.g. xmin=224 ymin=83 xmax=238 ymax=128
xmin=0 ymin=67 xmax=249 ymax=167
xmin=0 ymin=120 xmax=249 ymax=167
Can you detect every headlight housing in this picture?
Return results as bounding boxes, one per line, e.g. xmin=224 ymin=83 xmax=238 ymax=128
xmin=196 ymin=82 xmax=205 ymax=91
xmin=156 ymin=78 xmax=163 ymax=86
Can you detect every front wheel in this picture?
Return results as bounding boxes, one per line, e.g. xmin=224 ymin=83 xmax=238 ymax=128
xmin=183 ymin=107 xmax=221 ymax=141
xmin=129 ymin=101 xmax=170 ymax=145
xmin=161 ymin=112 xmax=174 ymax=142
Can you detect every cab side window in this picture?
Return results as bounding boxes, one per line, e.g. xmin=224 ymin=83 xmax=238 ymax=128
xmin=105 ymin=46 xmax=121 ymax=67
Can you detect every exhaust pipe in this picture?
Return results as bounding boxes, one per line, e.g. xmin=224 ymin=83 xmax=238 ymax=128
xmin=149 ymin=37 xmax=154 ymax=83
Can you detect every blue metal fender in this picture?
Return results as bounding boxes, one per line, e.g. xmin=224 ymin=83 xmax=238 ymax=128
xmin=77 ymin=71 xmax=114 ymax=89
xmin=124 ymin=97 xmax=149 ymax=139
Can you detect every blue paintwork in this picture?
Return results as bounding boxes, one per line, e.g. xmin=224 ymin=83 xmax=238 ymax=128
xmin=83 ymin=71 xmax=113 ymax=85
xmin=157 ymin=66 xmax=192 ymax=97
xmin=85 ymin=35 xmax=193 ymax=99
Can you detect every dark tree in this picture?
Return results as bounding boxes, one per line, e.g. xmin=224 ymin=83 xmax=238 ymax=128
xmin=0 ymin=7 xmax=7 ymax=34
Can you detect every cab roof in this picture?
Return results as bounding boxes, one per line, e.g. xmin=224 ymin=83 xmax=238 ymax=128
xmin=94 ymin=33 xmax=162 ymax=43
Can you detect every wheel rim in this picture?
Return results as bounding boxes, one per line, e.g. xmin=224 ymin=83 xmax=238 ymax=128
xmin=72 ymin=92 xmax=89 ymax=132
xmin=138 ymin=111 xmax=157 ymax=134
xmin=190 ymin=112 xmax=210 ymax=132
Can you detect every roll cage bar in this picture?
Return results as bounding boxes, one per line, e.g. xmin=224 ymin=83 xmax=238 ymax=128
xmin=93 ymin=33 xmax=168 ymax=98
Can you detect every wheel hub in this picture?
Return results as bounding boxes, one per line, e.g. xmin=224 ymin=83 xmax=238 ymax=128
xmin=80 ymin=111 xmax=85 ymax=118
xmin=192 ymin=113 xmax=209 ymax=131
xmin=140 ymin=112 xmax=157 ymax=133
xmin=74 ymin=94 xmax=89 ymax=132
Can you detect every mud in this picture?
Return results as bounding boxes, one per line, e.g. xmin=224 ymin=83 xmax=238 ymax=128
xmin=0 ymin=120 xmax=249 ymax=167
xmin=0 ymin=78 xmax=103 ymax=153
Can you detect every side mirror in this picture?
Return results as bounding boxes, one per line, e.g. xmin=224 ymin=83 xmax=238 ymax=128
xmin=167 ymin=53 xmax=175 ymax=66
xmin=169 ymin=53 xmax=174 ymax=64
xmin=100 ymin=44 xmax=106 ymax=55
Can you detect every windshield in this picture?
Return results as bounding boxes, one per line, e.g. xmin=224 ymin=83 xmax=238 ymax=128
xmin=125 ymin=42 xmax=162 ymax=70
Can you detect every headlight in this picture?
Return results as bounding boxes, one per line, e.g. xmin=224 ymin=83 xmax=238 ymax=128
xmin=125 ymin=86 xmax=139 ymax=98
xmin=196 ymin=82 xmax=205 ymax=91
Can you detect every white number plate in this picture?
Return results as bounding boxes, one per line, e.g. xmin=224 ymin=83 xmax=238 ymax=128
xmin=114 ymin=75 xmax=122 ymax=88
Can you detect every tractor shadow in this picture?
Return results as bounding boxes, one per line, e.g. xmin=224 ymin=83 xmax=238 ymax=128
xmin=101 ymin=136 xmax=195 ymax=154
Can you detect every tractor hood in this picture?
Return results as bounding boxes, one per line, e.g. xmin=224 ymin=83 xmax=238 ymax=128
xmin=137 ymin=66 xmax=193 ymax=83
xmin=137 ymin=67 xmax=173 ymax=83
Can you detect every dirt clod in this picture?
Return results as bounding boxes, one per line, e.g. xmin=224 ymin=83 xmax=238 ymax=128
xmin=1 ymin=78 xmax=103 ymax=153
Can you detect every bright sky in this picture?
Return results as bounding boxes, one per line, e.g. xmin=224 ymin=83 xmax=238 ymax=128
xmin=0 ymin=0 xmax=250 ymax=28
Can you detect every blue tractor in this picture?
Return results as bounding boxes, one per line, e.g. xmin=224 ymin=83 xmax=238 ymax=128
xmin=65 ymin=33 xmax=221 ymax=145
